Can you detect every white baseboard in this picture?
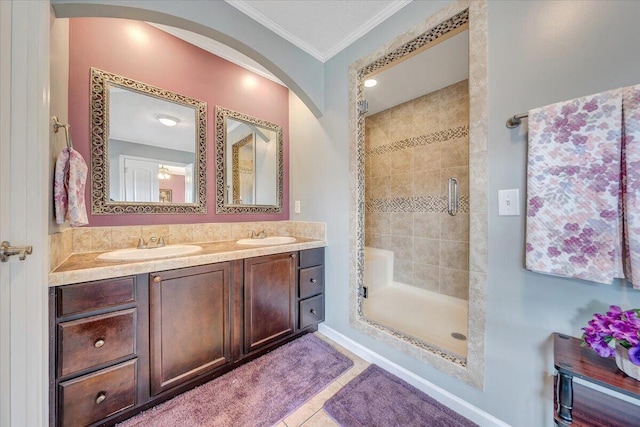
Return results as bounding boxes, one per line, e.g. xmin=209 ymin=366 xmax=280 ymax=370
xmin=318 ymin=324 xmax=510 ymax=427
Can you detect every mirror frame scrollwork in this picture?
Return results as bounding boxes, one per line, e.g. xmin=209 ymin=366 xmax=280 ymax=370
xmin=215 ymin=106 xmax=284 ymax=214
xmin=90 ymin=67 xmax=207 ymax=214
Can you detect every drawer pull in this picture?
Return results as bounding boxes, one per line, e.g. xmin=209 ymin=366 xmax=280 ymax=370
xmin=291 ymin=253 xmax=297 ymax=259
xmin=95 ymin=392 xmax=107 ymax=405
xmin=310 ymin=278 xmax=317 ymax=284
xmin=310 ymin=309 xmax=317 ymax=315
xmin=153 ymin=276 xmax=161 ymax=283
xmin=94 ymin=339 xmax=105 ymax=348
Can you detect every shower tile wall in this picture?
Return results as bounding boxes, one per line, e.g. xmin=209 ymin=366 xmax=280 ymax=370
xmin=364 ymin=80 xmax=469 ymax=300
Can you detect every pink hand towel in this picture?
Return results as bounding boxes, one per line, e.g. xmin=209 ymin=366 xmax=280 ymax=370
xmin=525 ymin=90 xmax=623 ymax=284
xmin=54 ymin=148 xmax=70 ymax=225
xmin=622 ymin=84 xmax=640 ymax=289
xmin=68 ymin=149 xmax=88 ymax=227
xmin=53 ymin=148 xmax=88 ymax=227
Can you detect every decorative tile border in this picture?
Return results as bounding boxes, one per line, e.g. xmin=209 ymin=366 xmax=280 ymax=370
xmin=358 ymin=9 xmax=469 ymax=78
xmin=361 ymin=317 xmax=466 ymax=366
xmin=365 ymin=195 xmax=470 ymax=214
xmin=365 ymin=125 xmax=468 ymax=156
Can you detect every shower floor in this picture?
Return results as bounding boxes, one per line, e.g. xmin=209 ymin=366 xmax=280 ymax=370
xmin=363 ymin=282 xmax=468 ymax=358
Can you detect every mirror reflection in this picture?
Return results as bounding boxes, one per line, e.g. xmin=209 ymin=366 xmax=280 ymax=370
xmin=225 ymin=117 xmax=278 ymax=206
xmin=108 ymin=84 xmax=196 ymax=204
xmin=215 ymin=106 xmax=283 ymax=214
xmin=362 ymin=27 xmax=470 ymax=359
xmin=90 ymin=68 xmax=207 ymax=214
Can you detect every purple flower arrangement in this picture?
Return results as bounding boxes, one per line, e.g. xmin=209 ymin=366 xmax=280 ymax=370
xmin=582 ymin=305 xmax=640 ymax=365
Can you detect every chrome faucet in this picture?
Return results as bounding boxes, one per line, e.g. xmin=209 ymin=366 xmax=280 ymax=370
xmin=251 ymin=230 xmax=267 ymax=239
xmin=131 ymin=234 xmax=170 ymax=249
xmin=131 ymin=236 xmax=147 ymax=249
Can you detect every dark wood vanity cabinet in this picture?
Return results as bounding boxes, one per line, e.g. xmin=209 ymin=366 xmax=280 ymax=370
xmin=297 ymin=248 xmax=325 ymax=330
xmin=243 ymin=252 xmax=296 ymax=354
xmin=50 ymin=276 xmax=143 ymax=427
xmin=149 ymin=263 xmax=232 ymax=395
xmin=50 ymin=248 xmax=325 ymax=427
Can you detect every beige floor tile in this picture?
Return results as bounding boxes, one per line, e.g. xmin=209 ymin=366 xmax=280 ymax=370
xmin=274 ymin=423 xmax=287 ymax=427
xmin=299 ymin=410 xmax=339 ymax=427
xmin=283 ymin=381 xmax=343 ymax=427
xmin=313 ymin=332 xmax=366 ymax=364
xmin=335 ymin=358 xmax=370 ymax=386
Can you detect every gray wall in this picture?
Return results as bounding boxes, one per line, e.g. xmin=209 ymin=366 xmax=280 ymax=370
xmin=292 ymin=1 xmax=640 ymax=426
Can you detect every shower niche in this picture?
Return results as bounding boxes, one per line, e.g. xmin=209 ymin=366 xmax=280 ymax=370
xmin=350 ymin=0 xmax=487 ymax=388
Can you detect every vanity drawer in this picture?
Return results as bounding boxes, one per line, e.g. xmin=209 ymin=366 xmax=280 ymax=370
xmin=299 ymin=266 xmax=324 ymax=299
xmin=299 ymin=248 xmax=324 ymax=268
xmin=299 ymin=294 xmax=324 ymax=330
xmin=58 ymin=309 xmax=136 ymax=378
xmin=58 ymin=359 xmax=136 ymax=427
xmin=57 ymin=276 xmax=136 ymax=317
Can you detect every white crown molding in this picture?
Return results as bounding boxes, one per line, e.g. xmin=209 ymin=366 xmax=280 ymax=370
xmin=148 ymin=23 xmax=286 ymax=86
xmin=225 ymin=0 xmax=326 ymax=62
xmin=323 ymin=0 xmax=412 ymax=61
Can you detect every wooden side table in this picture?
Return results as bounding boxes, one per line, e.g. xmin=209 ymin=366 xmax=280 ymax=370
xmin=553 ymin=333 xmax=640 ymax=426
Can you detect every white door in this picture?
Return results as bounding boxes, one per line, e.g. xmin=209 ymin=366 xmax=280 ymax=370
xmin=0 ymin=1 xmax=49 ymax=426
xmin=122 ymin=158 xmax=160 ymax=202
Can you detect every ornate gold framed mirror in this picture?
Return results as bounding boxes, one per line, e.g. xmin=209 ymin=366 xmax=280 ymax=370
xmin=215 ymin=106 xmax=283 ymax=214
xmin=90 ymin=68 xmax=207 ymax=214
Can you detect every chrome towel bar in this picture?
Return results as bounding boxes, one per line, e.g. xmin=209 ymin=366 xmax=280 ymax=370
xmin=52 ymin=116 xmax=73 ymax=150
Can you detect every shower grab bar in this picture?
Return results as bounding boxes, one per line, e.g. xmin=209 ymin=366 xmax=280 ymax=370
xmin=447 ymin=177 xmax=458 ymax=216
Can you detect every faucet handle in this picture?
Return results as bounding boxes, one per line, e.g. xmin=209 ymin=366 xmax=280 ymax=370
xmin=158 ymin=234 xmax=171 ymax=247
xmin=130 ymin=236 xmax=147 ymax=249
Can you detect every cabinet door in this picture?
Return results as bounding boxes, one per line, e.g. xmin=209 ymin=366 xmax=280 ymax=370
xmin=244 ymin=252 xmax=296 ymax=354
xmin=150 ymin=263 xmax=231 ymax=395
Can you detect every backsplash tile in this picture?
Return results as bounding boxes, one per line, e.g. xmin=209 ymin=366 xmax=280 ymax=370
xmin=49 ymin=220 xmax=325 ymax=271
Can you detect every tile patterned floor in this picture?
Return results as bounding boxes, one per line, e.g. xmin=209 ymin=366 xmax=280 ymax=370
xmin=275 ymin=332 xmax=371 ymax=427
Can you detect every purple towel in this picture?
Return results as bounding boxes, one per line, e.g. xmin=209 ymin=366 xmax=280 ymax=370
xmin=622 ymin=84 xmax=640 ymax=289
xmin=525 ymin=89 xmax=624 ymax=284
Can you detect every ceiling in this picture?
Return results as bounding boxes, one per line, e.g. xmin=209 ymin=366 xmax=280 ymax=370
xmin=225 ymin=0 xmax=412 ymax=62
xmin=364 ymin=29 xmax=469 ymax=116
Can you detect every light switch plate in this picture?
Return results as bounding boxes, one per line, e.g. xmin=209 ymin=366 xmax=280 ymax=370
xmin=294 ymin=200 xmax=301 ymax=214
xmin=498 ymin=189 xmax=520 ymax=216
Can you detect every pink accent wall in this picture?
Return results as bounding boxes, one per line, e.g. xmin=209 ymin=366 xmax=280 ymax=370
xmin=68 ymin=18 xmax=289 ymax=226
xmin=160 ymin=174 xmax=186 ymax=203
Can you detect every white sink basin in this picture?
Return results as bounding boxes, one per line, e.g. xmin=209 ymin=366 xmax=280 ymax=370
xmin=236 ymin=236 xmax=296 ymax=246
xmin=97 ymin=244 xmax=202 ymax=261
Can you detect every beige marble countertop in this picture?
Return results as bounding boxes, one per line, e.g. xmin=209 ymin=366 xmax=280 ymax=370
xmin=49 ymin=237 xmax=326 ymax=287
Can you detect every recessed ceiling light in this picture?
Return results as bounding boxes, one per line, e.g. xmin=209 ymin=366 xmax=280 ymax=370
xmin=157 ymin=115 xmax=180 ymax=127
xmin=364 ymin=79 xmax=377 ymax=88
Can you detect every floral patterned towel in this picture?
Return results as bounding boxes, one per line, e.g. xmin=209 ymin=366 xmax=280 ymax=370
xmin=525 ymin=90 xmax=623 ymax=284
xmin=53 ymin=148 xmax=88 ymax=227
xmin=54 ymin=148 xmax=70 ymax=225
xmin=623 ymin=85 xmax=640 ymax=289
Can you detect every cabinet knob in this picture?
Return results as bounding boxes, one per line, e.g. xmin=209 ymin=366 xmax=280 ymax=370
xmin=95 ymin=393 xmax=107 ymax=405
xmin=310 ymin=309 xmax=317 ymax=315
xmin=94 ymin=339 xmax=105 ymax=348
xmin=290 ymin=253 xmax=296 ymax=259
xmin=153 ymin=276 xmax=161 ymax=283
xmin=310 ymin=278 xmax=317 ymax=284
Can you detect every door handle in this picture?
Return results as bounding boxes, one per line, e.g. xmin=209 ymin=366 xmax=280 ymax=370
xmin=0 ymin=241 xmax=33 ymax=262
xmin=447 ymin=177 xmax=458 ymax=216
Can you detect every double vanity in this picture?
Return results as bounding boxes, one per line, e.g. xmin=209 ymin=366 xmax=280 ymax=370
xmin=48 ymin=236 xmax=326 ymax=427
